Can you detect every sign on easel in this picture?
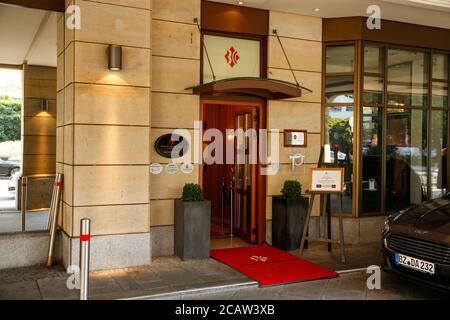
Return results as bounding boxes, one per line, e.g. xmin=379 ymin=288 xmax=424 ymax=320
xmin=309 ymin=168 xmax=345 ymax=193
xmin=298 ymin=147 xmax=347 ymax=264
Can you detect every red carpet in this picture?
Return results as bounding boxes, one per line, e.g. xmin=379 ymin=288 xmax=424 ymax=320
xmin=210 ymin=243 xmax=337 ymax=287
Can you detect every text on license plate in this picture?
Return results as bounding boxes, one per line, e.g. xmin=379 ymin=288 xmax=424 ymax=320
xmin=395 ymin=253 xmax=435 ymax=275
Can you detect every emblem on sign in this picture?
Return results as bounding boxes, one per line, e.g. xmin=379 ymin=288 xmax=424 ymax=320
xmin=225 ymin=46 xmax=240 ymax=68
xmin=250 ymin=256 xmax=268 ymax=262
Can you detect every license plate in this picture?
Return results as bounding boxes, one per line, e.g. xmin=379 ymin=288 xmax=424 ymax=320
xmin=395 ymin=253 xmax=435 ymax=275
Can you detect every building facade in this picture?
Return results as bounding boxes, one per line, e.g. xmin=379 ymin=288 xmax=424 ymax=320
xmin=0 ymin=0 xmax=449 ymax=271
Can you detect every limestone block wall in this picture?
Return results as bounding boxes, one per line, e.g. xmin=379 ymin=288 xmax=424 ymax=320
xmin=265 ymin=11 xmax=323 ymax=242
xmin=56 ymin=0 xmax=152 ymax=270
xmin=150 ymin=0 xmax=201 ymax=257
xmin=22 ymin=65 xmax=57 ymax=176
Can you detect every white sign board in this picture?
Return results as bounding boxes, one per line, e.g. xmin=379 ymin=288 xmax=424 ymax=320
xmin=309 ymin=168 xmax=345 ymax=193
xmin=203 ymin=35 xmax=261 ymax=83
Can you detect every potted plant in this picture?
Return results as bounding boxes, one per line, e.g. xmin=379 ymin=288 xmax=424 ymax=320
xmin=174 ymin=184 xmax=211 ymax=260
xmin=272 ymin=180 xmax=309 ymax=251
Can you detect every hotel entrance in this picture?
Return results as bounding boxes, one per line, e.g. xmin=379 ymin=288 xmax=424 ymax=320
xmin=201 ymin=101 xmax=265 ymax=246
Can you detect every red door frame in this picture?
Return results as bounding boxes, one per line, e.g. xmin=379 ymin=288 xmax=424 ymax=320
xmin=200 ymin=99 xmax=267 ymax=244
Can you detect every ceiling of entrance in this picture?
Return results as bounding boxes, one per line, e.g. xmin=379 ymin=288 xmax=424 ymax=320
xmin=0 ymin=4 xmax=57 ymax=67
xmin=212 ymin=0 xmax=450 ymax=29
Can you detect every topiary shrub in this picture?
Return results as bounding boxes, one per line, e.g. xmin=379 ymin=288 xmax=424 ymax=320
xmin=182 ymin=183 xmax=204 ymax=202
xmin=281 ymin=180 xmax=302 ymax=199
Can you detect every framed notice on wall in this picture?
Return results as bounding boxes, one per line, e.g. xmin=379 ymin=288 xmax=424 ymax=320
xmin=309 ymin=168 xmax=345 ymax=193
xmin=284 ymin=130 xmax=307 ymax=147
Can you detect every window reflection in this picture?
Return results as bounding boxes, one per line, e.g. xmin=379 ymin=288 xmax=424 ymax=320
xmin=431 ymin=110 xmax=448 ymax=199
xmin=386 ymin=108 xmax=428 ymax=212
xmin=324 ymin=106 xmax=354 ymax=213
xmin=432 ymin=54 xmax=448 ymax=80
xmin=387 ymin=49 xmax=429 ymax=108
xmin=364 ymin=46 xmax=383 ymax=74
xmin=326 ymin=46 xmax=355 ymax=73
xmin=364 ymin=76 xmax=384 ymax=105
xmin=325 ymin=76 xmax=354 ymax=103
xmin=362 ymin=107 xmax=383 ymax=213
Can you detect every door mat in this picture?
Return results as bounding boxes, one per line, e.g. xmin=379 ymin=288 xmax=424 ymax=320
xmin=211 ymin=243 xmax=337 ymax=287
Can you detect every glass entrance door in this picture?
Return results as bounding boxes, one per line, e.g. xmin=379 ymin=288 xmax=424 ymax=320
xmin=234 ymin=111 xmax=258 ymax=243
xmin=202 ymin=103 xmax=259 ymax=244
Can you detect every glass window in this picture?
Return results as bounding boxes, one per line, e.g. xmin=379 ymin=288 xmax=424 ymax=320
xmin=363 ymin=76 xmax=384 ymax=105
xmin=386 ymin=108 xmax=428 ymax=212
xmin=432 ymin=54 xmax=449 ymax=109
xmin=364 ymin=46 xmax=383 ymax=74
xmin=387 ymin=49 xmax=429 ymax=108
xmin=432 ymin=82 xmax=449 ymax=108
xmin=326 ymin=46 xmax=355 ymax=73
xmin=324 ymin=106 xmax=354 ymax=214
xmin=325 ymin=76 xmax=354 ymax=103
xmin=362 ymin=107 xmax=383 ymax=214
xmin=430 ymin=110 xmax=448 ymax=199
xmin=432 ymin=54 xmax=448 ymax=80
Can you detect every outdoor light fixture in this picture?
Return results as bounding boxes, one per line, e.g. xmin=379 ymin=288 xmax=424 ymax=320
xmin=108 ymin=44 xmax=122 ymax=71
xmin=40 ymin=99 xmax=49 ymax=111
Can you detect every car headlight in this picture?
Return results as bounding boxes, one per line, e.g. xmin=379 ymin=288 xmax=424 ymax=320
xmin=383 ymin=219 xmax=391 ymax=234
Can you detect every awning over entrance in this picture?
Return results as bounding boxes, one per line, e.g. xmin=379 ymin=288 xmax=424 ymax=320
xmin=189 ymin=77 xmax=311 ymax=100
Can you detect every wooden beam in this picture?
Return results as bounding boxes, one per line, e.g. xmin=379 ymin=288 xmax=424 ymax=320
xmin=324 ymin=16 xmax=450 ymax=51
xmin=0 ymin=0 xmax=65 ymax=12
xmin=0 ymin=63 xmax=22 ymax=70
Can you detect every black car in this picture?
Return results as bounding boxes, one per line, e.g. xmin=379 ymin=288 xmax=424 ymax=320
xmin=0 ymin=159 xmax=20 ymax=177
xmin=382 ymin=195 xmax=450 ymax=292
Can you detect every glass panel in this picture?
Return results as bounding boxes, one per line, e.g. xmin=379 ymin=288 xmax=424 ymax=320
xmin=386 ymin=108 xmax=428 ymax=212
xmin=430 ymin=110 xmax=448 ymax=199
xmin=364 ymin=46 xmax=383 ymax=74
xmin=387 ymin=49 xmax=429 ymax=107
xmin=432 ymin=54 xmax=448 ymax=80
xmin=432 ymin=82 xmax=449 ymax=108
xmin=324 ymin=106 xmax=354 ymax=214
xmin=362 ymin=107 xmax=383 ymax=214
xmin=203 ymin=35 xmax=261 ymax=83
xmin=363 ymin=76 xmax=384 ymax=105
xmin=326 ymin=45 xmax=355 ymax=73
xmin=325 ymin=76 xmax=354 ymax=103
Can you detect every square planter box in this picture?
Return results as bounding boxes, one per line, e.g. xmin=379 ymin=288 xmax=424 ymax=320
xmin=174 ymin=199 xmax=211 ymax=261
xmin=272 ymin=196 xmax=309 ymax=251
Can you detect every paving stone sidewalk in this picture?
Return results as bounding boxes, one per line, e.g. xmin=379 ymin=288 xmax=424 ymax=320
xmin=0 ymin=258 xmax=253 ymax=300
xmin=176 ymin=271 xmax=449 ymax=300
xmin=0 ymin=243 xmax=418 ymax=300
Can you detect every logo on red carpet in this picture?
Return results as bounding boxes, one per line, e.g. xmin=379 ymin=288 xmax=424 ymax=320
xmin=250 ymin=255 xmax=268 ymax=262
xmin=225 ymin=47 xmax=240 ymax=68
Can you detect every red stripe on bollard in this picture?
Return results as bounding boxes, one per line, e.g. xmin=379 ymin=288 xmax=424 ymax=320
xmin=80 ymin=235 xmax=91 ymax=242
xmin=55 ymin=182 xmax=63 ymax=187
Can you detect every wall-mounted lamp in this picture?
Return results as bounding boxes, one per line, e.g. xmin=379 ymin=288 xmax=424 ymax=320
xmin=40 ymin=99 xmax=49 ymax=111
xmin=108 ymin=44 xmax=122 ymax=71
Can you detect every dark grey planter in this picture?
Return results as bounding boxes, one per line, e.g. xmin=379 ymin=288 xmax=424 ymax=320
xmin=174 ymin=199 xmax=211 ymax=260
xmin=272 ymin=196 xmax=309 ymax=251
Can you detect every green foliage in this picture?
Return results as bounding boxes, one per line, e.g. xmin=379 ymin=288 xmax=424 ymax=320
xmin=182 ymin=183 xmax=204 ymax=202
xmin=281 ymin=180 xmax=302 ymax=199
xmin=328 ymin=118 xmax=353 ymax=154
xmin=0 ymin=96 xmax=21 ymax=143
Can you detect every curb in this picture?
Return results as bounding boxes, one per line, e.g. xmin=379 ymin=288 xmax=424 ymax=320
xmin=122 ymin=281 xmax=259 ymax=300
xmin=337 ymin=267 xmax=370 ymax=276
